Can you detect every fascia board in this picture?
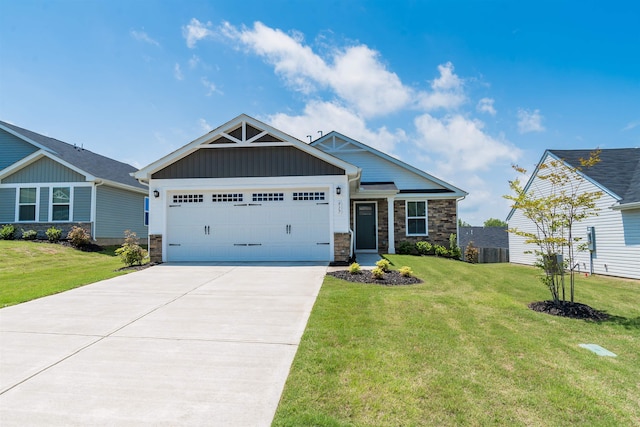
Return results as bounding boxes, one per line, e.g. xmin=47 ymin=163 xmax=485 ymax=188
xmin=314 ymin=131 xmax=468 ymax=195
xmin=0 ymin=150 xmax=96 ymax=181
xmin=0 ymin=123 xmax=57 ymax=155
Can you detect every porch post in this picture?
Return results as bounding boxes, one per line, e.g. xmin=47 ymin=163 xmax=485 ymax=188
xmin=387 ymin=196 xmax=395 ymax=254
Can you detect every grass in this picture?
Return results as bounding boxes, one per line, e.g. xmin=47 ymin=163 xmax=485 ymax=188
xmin=273 ymin=255 xmax=640 ymax=427
xmin=0 ymin=240 xmax=130 ymax=307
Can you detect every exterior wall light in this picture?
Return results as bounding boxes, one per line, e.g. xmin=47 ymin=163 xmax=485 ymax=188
xmin=336 ymin=186 xmax=341 ymax=195
xmin=153 ymin=190 xmax=160 ymax=198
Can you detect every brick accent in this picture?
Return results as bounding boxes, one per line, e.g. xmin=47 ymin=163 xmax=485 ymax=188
xmin=149 ymin=234 xmax=163 ymax=263
xmin=394 ymin=199 xmax=457 ymax=248
xmin=333 ymin=232 xmax=351 ymax=264
xmin=4 ymin=222 xmax=92 ymax=241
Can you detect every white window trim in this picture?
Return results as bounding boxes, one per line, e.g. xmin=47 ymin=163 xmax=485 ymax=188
xmin=49 ymin=186 xmax=73 ymax=222
xmin=16 ymin=187 xmax=39 ymax=222
xmin=405 ymin=200 xmax=428 ymax=237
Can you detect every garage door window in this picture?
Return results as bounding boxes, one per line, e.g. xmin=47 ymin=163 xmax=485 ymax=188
xmin=252 ymin=193 xmax=284 ymax=202
xmin=173 ymin=194 xmax=204 ymax=203
xmin=293 ymin=192 xmax=325 ymax=201
xmin=213 ymin=193 xmax=243 ymax=202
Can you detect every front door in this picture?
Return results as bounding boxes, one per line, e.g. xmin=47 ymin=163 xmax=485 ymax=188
xmin=355 ymin=202 xmax=377 ymax=251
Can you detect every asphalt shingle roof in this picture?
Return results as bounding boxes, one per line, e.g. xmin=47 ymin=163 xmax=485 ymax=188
xmin=459 ymin=226 xmax=509 ymax=250
xmin=549 ymin=148 xmax=640 ymax=205
xmin=1 ymin=120 xmax=145 ymax=190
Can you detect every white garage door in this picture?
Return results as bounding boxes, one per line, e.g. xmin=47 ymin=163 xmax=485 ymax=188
xmin=166 ymin=189 xmax=331 ymax=262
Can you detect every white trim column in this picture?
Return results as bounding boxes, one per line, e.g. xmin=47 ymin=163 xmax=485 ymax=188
xmin=387 ymin=196 xmax=395 ymax=254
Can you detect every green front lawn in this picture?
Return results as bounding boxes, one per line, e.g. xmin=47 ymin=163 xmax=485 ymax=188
xmin=0 ymin=241 xmax=129 ymax=307
xmin=274 ymin=255 xmax=640 ymax=426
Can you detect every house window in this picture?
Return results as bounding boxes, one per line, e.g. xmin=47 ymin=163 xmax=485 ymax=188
xmin=52 ymin=187 xmax=70 ymax=221
xmin=18 ymin=188 xmax=37 ymax=221
xmin=144 ymin=197 xmax=149 ymax=226
xmin=406 ymin=201 xmax=427 ymax=236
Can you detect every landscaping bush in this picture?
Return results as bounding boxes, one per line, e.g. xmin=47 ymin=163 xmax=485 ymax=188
xmin=416 ymin=241 xmax=432 ymax=255
xmin=115 ymin=230 xmax=148 ymax=266
xmin=1 ymin=224 xmax=16 ymax=240
xmin=465 ymin=241 xmax=479 ymax=263
xmin=371 ymin=267 xmax=385 ymax=279
xmin=67 ymin=226 xmax=90 ymax=247
xmin=21 ymin=229 xmax=38 ymax=240
xmin=376 ymin=258 xmax=391 ymax=272
xmin=449 ymin=233 xmax=462 ymax=259
xmin=396 ymin=241 xmax=415 ymax=255
xmin=348 ymin=262 xmax=362 ymax=274
xmin=46 ymin=226 xmax=63 ymax=243
xmin=399 ymin=266 xmax=413 ymax=277
xmin=434 ymin=244 xmax=449 ymax=257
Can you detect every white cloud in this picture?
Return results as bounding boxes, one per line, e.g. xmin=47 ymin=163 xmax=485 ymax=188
xmin=417 ymin=62 xmax=465 ymax=111
xmin=622 ymin=120 xmax=639 ymax=131
xmin=266 ymin=100 xmax=405 ymax=154
xmin=476 ymin=98 xmax=496 ymax=115
xmin=414 ymin=113 xmax=520 ymax=173
xmin=183 ymin=18 xmax=215 ymax=48
xmin=174 ymin=63 xmax=183 ymax=80
xmin=130 ymin=30 xmax=159 ymax=46
xmin=188 ymin=54 xmax=201 ymax=69
xmin=200 ymin=77 xmax=219 ymax=96
xmin=517 ymin=108 xmax=545 ymax=133
xmin=198 ymin=118 xmax=212 ymax=133
xmin=218 ymin=21 xmax=412 ymax=117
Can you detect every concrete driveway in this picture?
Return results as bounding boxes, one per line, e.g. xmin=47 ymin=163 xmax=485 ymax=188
xmin=0 ymin=263 xmax=327 ymax=426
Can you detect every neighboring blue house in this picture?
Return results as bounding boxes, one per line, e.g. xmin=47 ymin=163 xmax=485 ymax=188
xmin=0 ymin=120 xmax=148 ymax=244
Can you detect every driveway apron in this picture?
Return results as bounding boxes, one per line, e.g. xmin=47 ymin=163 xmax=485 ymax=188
xmin=0 ymin=263 xmax=327 ymax=426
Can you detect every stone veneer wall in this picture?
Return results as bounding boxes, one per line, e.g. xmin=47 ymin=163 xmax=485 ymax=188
xmin=4 ymin=222 xmax=92 ymax=241
xmin=333 ymin=232 xmax=351 ymax=264
xmin=149 ymin=234 xmax=163 ymax=263
xmin=394 ymin=199 xmax=457 ymax=247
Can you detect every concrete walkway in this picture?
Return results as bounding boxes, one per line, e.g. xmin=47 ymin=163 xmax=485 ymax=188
xmin=0 ymin=263 xmax=327 ymax=426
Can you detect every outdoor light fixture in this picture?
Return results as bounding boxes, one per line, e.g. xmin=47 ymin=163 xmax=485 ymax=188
xmin=153 ymin=190 xmax=160 ymax=198
xmin=336 ymin=186 xmax=341 ymax=195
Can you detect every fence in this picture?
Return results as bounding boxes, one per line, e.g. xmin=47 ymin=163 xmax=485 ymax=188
xmin=477 ymin=247 xmax=509 ymax=263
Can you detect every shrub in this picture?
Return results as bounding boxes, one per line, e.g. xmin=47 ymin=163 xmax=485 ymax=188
xmin=449 ymin=233 xmax=462 ymax=259
xmin=46 ymin=226 xmax=63 ymax=242
xmin=67 ymin=226 xmax=90 ymax=247
xmin=1 ymin=224 xmax=16 ymax=240
xmin=376 ymin=258 xmax=391 ymax=272
xmin=21 ymin=229 xmax=38 ymax=240
xmin=348 ymin=262 xmax=362 ymax=274
xmin=416 ymin=241 xmax=432 ymax=256
xmin=399 ymin=266 xmax=413 ymax=277
xmin=396 ymin=241 xmax=415 ymax=255
xmin=115 ymin=230 xmax=148 ymax=266
xmin=465 ymin=241 xmax=479 ymax=264
xmin=434 ymin=244 xmax=449 ymax=257
xmin=371 ymin=267 xmax=385 ymax=279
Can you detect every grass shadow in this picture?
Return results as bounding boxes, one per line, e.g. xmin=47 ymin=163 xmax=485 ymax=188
xmin=601 ymin=315 xmax=640 ymax=330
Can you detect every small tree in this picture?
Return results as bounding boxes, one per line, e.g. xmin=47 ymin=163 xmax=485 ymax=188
xmin=483 ymin=218 xmax=508 ymax=227
xmin=505 ymin=150 xmax=602 ymax=304
xmin=115 ymin=230 xmax=148 ymax=266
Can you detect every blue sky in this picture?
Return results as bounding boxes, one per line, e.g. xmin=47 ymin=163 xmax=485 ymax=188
xmin=2 ymin=0 xmax=639 ymax=224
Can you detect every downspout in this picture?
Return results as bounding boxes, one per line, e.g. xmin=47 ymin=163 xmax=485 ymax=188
xmin=456 ymin=195 xmax=466 ymax=250
xmin=91 ymin=179 xmax=104 ymax=241
xmin=347 ymin=170 xmax=362 ymax=260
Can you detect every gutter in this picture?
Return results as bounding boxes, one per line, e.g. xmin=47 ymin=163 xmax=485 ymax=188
xmin=610 ymin=201 xmax=640 ymax=211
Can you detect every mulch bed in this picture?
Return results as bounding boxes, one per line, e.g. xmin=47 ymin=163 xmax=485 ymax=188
xmin=528 ymin=300 xmax=610 ymax=321
xmin=328 ymin=270 xmax=422 ymax=286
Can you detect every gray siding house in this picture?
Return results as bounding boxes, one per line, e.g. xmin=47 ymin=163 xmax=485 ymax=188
xmin=0 ymin=121 xmax=148 ymax=244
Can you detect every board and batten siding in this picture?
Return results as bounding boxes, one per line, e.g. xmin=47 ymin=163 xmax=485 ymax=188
xmin=39 ymin=187 xmax=49 ymax=221
xmin=508 ymin=160 xmax=640 ymax=280
xmin=0 ymin=187 xmax=16 ymax=222
xmin=95 ymin=185 xmax=147 ymax=240
xmin=2 ymin=157 xmax=86 ymax=183
xmin=0 ymin=129 xmax=38 ymax=171
xmin=73 ymin=186 xmax=92 ymax=221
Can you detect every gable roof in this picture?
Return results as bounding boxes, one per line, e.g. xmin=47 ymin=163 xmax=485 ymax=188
xmin=459 ymin=226 xmax=509 ymax=249
xmin=0 ymin=120 xmax=145 ymax=191
xmin=312 ymin=131 xmax=468 ymax=197
xmin=134 ymin=114 xmax=359 ymax=181
xmin=549 ymin=148 xmax=640 ymax=205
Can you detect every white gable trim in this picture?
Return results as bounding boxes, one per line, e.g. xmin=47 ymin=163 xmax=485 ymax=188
xmin=0 ymin=150 xmax=96 ymax=182
xmin=313 ymin=132 xmax=468 ymax=197
xmin=134 ymin=114 xmax=359 ymax=181
xmin=0 ymin=123 xmax=57 ymax=155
